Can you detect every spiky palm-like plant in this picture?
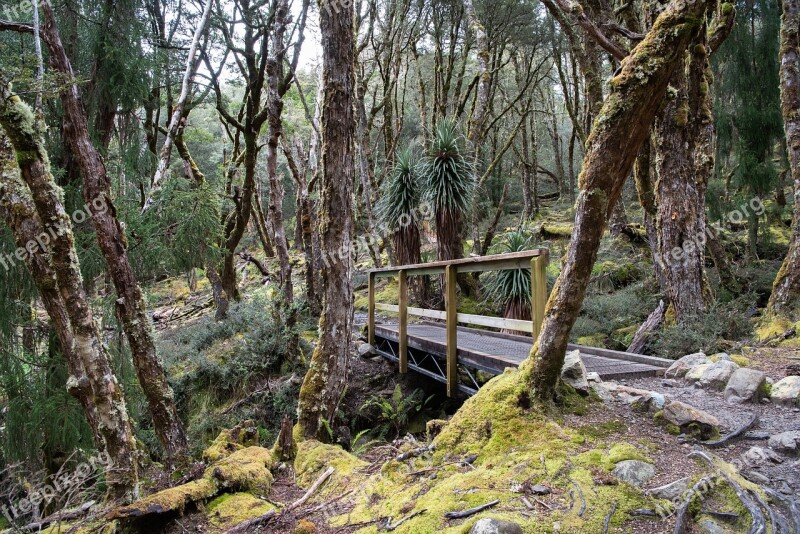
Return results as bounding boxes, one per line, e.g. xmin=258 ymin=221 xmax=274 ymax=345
xmin=421 ymin=119 xmax=476 ymax=263
xmin=378 ymin=148 xmax=429 ymax=304
xmin=484 ymin=232 xmax=533 ymax=322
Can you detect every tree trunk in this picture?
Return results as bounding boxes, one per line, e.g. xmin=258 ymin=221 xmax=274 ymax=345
xmin=39 ymin=0 xmax=188 ymax=465
xmin=0 ymin=91 xmax=139 ymax=500
xmin=769 ymin=0 xmax=800 ymax=313
xmin=297 ymin=0 xmax=356 ymax=440
xmin=522 ymin=0 xmax=714 ymax=401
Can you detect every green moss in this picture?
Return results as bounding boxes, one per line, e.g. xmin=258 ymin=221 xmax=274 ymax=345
xmin=577 ymin=334 xmax=607 ymax=348
xmin=207 ymin=447 xmax=275 ymax=492
xmin=110 ymin=478 xmax=219 ymax=518
xmin=207 ymin=493 xmax=275 ymax=531
xmin=755 ymin=316 xmax=793 ymax=341
xmin=203 ymin=421 xmax=260 ymax=462
xmin=294 ymin=440 xmax=368 ymax=488
xmin=730 ymin=354 xmax=750 ymax=367
xmin=576 ymin=420 xmax=626 ymax=440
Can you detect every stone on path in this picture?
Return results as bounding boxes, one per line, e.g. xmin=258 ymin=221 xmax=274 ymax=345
xmin=470 ymin=518 xmax=524 ymax=534
xmin=647 ymin=477 xmax=690 ymax=501
xmin=768 ymin=431 xmax=800 ymax=453
xmin=665 ymin=353 xmax=710 ymax=378
xmin=724 ymin=368 xmax=766 ymax=404
xmin=561 ymin=350 xmax=589 ymax=394
xmin=686 ymin=363 xmax=713 ymax=383
xmin=662 ymin=401 xmax=720 ymax=439
xmin=771 ymin=376 xmax=800 ymax=406
xmin=612 ymin=460 xmax=655 ymax=487
xmin=698 ymin=360 xmax=739 ymax=390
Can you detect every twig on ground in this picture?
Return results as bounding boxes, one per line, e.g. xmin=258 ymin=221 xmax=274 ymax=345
xmin=444 ymin=500 xmax=500 ymax=519
xmin=286 ymin=467 xmax=335 ymax=512
xmin=569 ymin=479 xmax=586 ymax=517
xmin=382 ymin=509 xmax=427 ymax=531
xmin=603 ymin=502 xmax=618 ymax=534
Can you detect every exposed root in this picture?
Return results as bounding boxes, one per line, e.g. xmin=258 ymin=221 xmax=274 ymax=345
xmin=702 ymin=414 xmax=759 ymax=448
xmin=443 ymin=499 xmax=500 ymax=519
xmin=603 ymin=501 xmax=618 ymax=534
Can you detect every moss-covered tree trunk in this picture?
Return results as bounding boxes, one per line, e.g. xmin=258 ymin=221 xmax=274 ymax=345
xmin=297 ymin=0 xmax=356 ymax=440
xmin=522 ymin=0 xmax=714 ymax=401
xmin=769 ymin=0 xmax=800 ymax=313
xmin=39 ymin=0 xmax=188 ymax=465
xmin=0 ymin=89 xmax=139 ymax=500
xmin=0 ymin=132 xmax=104 ymax=454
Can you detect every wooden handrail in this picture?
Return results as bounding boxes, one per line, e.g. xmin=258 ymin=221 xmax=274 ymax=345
xmin=369 ymin=249 xmax=549 ymax=278
xmin=367 ymin=250 xmax=550 ymax=397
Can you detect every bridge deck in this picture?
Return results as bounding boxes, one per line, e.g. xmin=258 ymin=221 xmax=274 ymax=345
xmin=375 ymin=323 xmax=668 ymax=380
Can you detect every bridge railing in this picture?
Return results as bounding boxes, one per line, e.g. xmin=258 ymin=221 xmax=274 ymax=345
xmin=368 ymin=249 xmax=549 ymax=397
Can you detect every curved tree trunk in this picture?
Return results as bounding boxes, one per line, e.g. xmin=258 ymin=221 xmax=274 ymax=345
xmin=297 ymin=0 xmax=356 ymax=441
xmin=39 ymin=0 xmax=188 ymax=465
xmin=769 ymin=0 xmax=800 ymax=314
xmin=0 ymin=91 xmax=139 ymax=500
xmin=523 ymin=0 xmax=714 ymax=401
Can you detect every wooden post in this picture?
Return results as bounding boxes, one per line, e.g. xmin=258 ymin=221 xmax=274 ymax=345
xmin=531 ymin=254 xmax=547 ymax=341
xmin=445 ymin=264 xmax=458 ymax=397
xmin=398 ymin=270 xmax=408 ymax=374
xmin=368 ymin=272 xmax=376 ymax=346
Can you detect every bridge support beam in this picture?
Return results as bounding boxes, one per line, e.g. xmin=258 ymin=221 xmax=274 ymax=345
xmin=531 ymin=254 xmax=548 ymax=341
xmin=368 ymin=272 xmax=375 ymax=346
xmin=398 ymin=270 xmax=408 ymax=374
xmin=446 ymin=264 xmax=458 ymax=397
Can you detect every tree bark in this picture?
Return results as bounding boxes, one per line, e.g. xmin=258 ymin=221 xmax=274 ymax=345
xmin=769 ymin=0 xmax=800 ymax=314
xmin=0 ymin=89 xmax=139 ymax=500
xmin=297 ymin=0 xmax=356 ymax=440
xmin=39 ymin=0 xmax=187 ymax=465
xmin=522 ymin=0 xmax=714 ymax=401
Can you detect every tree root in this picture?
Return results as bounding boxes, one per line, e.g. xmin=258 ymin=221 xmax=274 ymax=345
xmin=702 ymin=414 xmax=759 ymax=448
xmin=568 ymin=478 xmax=586 ymax=517
xmin=673 ymin=475 xmax=718 ymax=534
xmin=603 ymin=502 xmax=618 ymax=534
xmin=382 ymin=509 xmax=427 ymax=531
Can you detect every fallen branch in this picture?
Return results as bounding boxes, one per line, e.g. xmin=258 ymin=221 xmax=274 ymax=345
xmin=444 ymin=500 xmax=500 ymax=520
xmin=702 ymin=414 xmax=759 ymax=448
xmin=19 ymin=501 xmax=96 ymax=532
xmin=603 ymin=502 xmax=618 ymax=534
xmin=382 ymin=509 xmax=427 ymax=531
xmin=569 ymin=479 xmax=586 ymax=517
xmin=287 ymin=467 xmax=335 ymax=512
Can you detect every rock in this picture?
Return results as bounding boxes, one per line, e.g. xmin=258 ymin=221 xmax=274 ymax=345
xmin=724 ymin=368 xmax=767 ymax=404
xmin=470 ymin=518 xmax=524 ymax=534
xmin=686 ymin=363 xmax=713 ymax=383
xmin=612 ymin=460 xmax=656 ymax=487
xmin=698 ymin=360 xmax=739 ymax=390
xmin=358 ymin=343 xmax=377 ymax=358
xmin=665 ymin=352 xmax=710 ymax=378
xmin=662 ymin=401 xmax=720 ymax=440
xmin=530 ymin=484 xmax=551 ymax=495
xmin=742 ymin=446 xmax=783 ymax=468
xmin=711 ymin=352 xmax=732 ymax=362
xmin=647 ymin=477 xmax=690 ymax=501
xmin=786 ymin=363 xmax=800 ymax=377
xmin=742 ymin=470 xmax=770 ymax=485
xmin=768 ymin=431 xmax=800 ymax=453
xmin=586 ymin=372 xmax=601 ymax=383
xmin=561 ymin=350 xmax=589 ymax=394
xmin=633 ymin=392 xmax=667 ymax=412
xmin=661 ymin=379 xmax=680 ymax=388
xmin=771 ymin=376 xmax=800 ymax=406
xmin=699 ymin=518 xmax=726 ymax=534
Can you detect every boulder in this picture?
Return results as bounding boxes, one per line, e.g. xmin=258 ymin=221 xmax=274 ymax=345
xmin=470 ymin=518 xmax=524 ymax=534
xmin=724 ymin=368 xmax=766 ymax=404
xmin=771 ymin=376 xmax=800 ymax=406
xmin=612 ymin=460 xmax=656 ymax=487
xmin=647 ymin=477 xmax=690 ymax=501
xmin=632 ymin=392 xmax=667 ymax=412
xmin=697 ymin=360 xmax=739 ymax=390
xmin=768 ymin=431 xmax=800 ymax=453
xmin=742 ymin=446 xmax=783 ymax=468
xmin=358 ymin=343 xmax=377 ymax=358
xmin=662 ymin=401 xmax=720 ymax=439
xmin=665 ymin=353 xmax=710 ymax=378
xmin=699 ymin=519 xmax=726 ymax=534
xmin=686 ymin=363 xmax=713 ymax=383
xmin=711 ymin=352 xmax=732 ymax=362
xmin=561 ymin=350 xmax=589 ymax=394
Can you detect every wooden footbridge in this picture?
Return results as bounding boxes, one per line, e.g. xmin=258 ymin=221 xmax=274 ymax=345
xmin=367 ymin=250 xmax=672 ymax=397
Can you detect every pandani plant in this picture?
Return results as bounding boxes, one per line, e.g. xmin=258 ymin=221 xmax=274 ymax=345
xmin=484 ymin=231 xmax=533 ymax=322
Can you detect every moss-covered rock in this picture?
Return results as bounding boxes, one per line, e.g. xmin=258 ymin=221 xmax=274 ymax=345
xmin=294 ymin=439 xmax=368 ymax=488
xmin=203 ymin=420 xmax=260 ymax=462
xmin=206 ymin=493 xmax=275 ymax=531
xmin=208 ymin=446 xmax=275 ymax=492
xmin=755 ymin=316 xmax=793 ymax=342
xmin=109 ymin=478 xmax=218 ymax=518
